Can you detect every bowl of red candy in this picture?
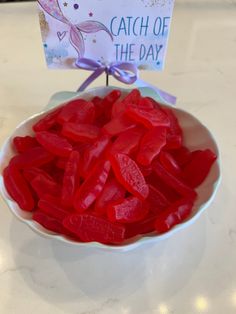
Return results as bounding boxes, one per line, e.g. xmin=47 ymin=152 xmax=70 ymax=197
xmin=0 ymin=87 xmax=221 ymax=250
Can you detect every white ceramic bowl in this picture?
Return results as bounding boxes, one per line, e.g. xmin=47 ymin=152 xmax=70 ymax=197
xmin=0 ymin=87 xmax=221 ymax=251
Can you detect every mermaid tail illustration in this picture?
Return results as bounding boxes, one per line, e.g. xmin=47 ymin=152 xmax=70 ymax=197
xmin=76 ymin=20 xmax=113 ymax=41
xmin=69 ymin=25 xmax=85 ymax=59
xmin=38 ymin=0 xmax=113 ymax=60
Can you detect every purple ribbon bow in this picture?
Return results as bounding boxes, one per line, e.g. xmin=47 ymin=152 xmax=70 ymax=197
xmin=76 ymin=58 xmax=176 ymax=105
xmin=76 ymin=58 xmax=138 ymax=92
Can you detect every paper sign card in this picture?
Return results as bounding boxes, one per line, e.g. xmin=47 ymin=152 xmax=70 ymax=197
xmin=38 ymin=0 xmax=175 ymax=70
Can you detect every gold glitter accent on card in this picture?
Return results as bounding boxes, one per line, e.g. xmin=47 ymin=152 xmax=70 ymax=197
xmin=141 ymin=0 xmax=173 ymax=7
xmin=64 ymin=58 xmax=77 ymax=68
xmin=39 ymin=10 xmax=49 ymax=41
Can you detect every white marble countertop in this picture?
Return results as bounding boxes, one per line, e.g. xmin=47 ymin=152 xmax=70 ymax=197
xmin=0 ymin=1 xmax=236 ymax=313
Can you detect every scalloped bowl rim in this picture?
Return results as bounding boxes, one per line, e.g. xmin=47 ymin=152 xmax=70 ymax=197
xmin=0 ymin=87 xmax=221 ymax=251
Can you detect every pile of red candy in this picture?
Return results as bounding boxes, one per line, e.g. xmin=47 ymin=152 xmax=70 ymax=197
xmin=3 ymin=89 xmax=217 ymax=244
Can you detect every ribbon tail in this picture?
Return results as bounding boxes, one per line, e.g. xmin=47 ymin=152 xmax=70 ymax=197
xmin=135 ymin=79 xmax=177 ymax=106
xmin=77 ymin=68 xmax=105 ymax=92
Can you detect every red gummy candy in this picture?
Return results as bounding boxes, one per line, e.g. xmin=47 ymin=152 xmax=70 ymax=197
xmin=62 ymin=122 xmax=100 ymax=142
xmin=55 ymin=157 xmax=68 ymax=169
xmin=95 ymin=178 xmax=126 ymax=215
xmin=38 ymin=195 xmax=68 ymax=221
xmin=107 ymin=196 xmax=148 ymax=223
xmin=137 ymin=97 xmax=154 ymax=109
xmin=103 ymin=90 xmax=121 ymax=104
xmin=23 ymin=167 xmax=53 ymax=182
xmin=30 ymin=174 xmax=61 ymax=198
xmin=57 ymin=99 xmax=95 ymax=124
xmin=122 ymin=89 xmax=141 ymax=105
xmin=13 ymin=136 xmax=39 ymax=154
xmin=147 ymin=173 xmax=180 ymax=203
xmin=182 ymin=149 xmax=217 ymax=188
xmin=144 ymin=97 xmax=162 ymax=110
xmin=81 ymin=134 xmax=110 ymax=177
xmin=165 ymin=135 xmax=182 ymax=150
xmin=170 ymin=146 xmax=191 ymax=167
xmin=110 ymin=126 xmax=144 ymax=156
xmin=109 ymin=153 xmax=149 ymax=200
xmin=159 ymin=150 xmax=182 ymax=177
xmin=3 ymin=165 xmax=35 ymax=211
xmin=73 ymin=142 xmax=92 ymax=155
xmin=139 ymin=165 xmax=153 ymax=177
xmin=33 ymin=211 xmax=63 ymax=233
xmin=100 ymin=89 xmax=122 ymax=118
xmin=125 ymin=214 xmax=157 ymax=238
xmin=137 ymin=127 xmax=167 ymax=166
xmin=111 ymin=101 xmax=126 ymax=118
xmin=92 ymin=96 xmax=106 ymax=122
xmin=125 ymin=106 xmax=170 ymax=129
xmin=102 ymin=114 xmax=135 ymax=136
xmin=155 ymin=198 xmax=194 ymax=234
xmin=10 ymin=147 xmax=54 ymax=169
xmin=33 ymin=107 xmax=61 ymax=132
xmin=155 ymin=211 xmax=178 ymax=234
xmin=36 ymin=131 xmax=73 ymax=157
xmin=50 ymin=167 xmax=64 ymax=185
xmin=92 ymin=96 xmax=102 ymax=107
xmin=3 ymin=89 xmax=217 ymax=244
xmin=63 ymin=213 xmax=125 ymax=244
xmin=162 ymin=108 xmax=183 ymax=149
xmin=152 ymin=161 xmax=197 ymax=200
xmin=62 ymin=151 xmax=80 ymax=206
xmin=146 ymin=185 xmax=170 ymax=214
xmin=73 ymin=160 xmax=111 ymax=212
